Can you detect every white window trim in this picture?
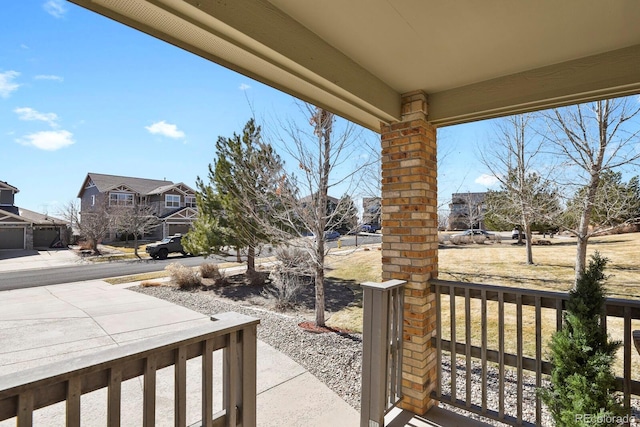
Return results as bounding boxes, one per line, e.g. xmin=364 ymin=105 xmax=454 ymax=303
xmin=185 ymin=196 xmax=196 ymax=208
xmin=165 ymin=194 xmax=181 ymax=208
xmin=91 ymin=195 xmax=96 ymax=206
xmin=109 ymin=192 xmax=134 ymax=206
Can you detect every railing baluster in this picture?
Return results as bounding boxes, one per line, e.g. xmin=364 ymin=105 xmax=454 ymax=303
xmin=556 ymin=298 xmax=563 ymax=332
xmin=516 ymin=294 xmax=523 ymax=425
xmin=108 ymin=367 xmax=122 ymax=427
xmin=481 ymin=289 xmax=487 ymax=415
xmin=225 ymin=332 xmax=239 ymax=427
xmin=436 ymin=283 xmax=442 ymax=400
xmin=241 ymin=326 xmax=258 ymax=427
xmin=202 ymin=338 xmax=214 ymax=427
xmin=498 ymin=291 xmax=505 ymax=420
xmin=396 ymin=286 xmax=404 ymax=402
xmin=535 ymin=297 xmax=542 ymax=426
xmin=388 ymin=289 xmax=396 ymax=406
xmin=624 ymin=306 xmax=632 ymax=418
xmin=17 ymin=390 xmax=33 ymax=427
xmin=450 ymin=284 xmax=457 ymax=403
xmin=66 ymin=376 xmax=81 ymax=427
xmin=465 ymin=287 xmax=471 ymax=408
xmin=143 ymin=355 xmax=157 ymax=427
xmin=175 ymin=346 xmax=187 ymax=427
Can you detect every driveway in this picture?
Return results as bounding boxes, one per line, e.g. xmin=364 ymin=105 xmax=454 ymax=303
xmin=0 ymin=248 xmax=81 ymax=272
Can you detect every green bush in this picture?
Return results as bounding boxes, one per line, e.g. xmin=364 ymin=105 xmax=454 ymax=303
xmin=539 ymin=252 xmax=627 ymax=426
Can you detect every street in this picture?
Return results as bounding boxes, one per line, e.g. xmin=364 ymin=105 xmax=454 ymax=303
xmin=0 ymin=234 xmax=381 ymax=291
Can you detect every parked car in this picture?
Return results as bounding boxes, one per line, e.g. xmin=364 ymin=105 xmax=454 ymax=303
xmin=323 ymin=230 xmax=341 ymax=240
xmin=450 ymin=229 xmax=500 ymax=244
xmin=145 ymin=234 xmax=186 ymax=259
xmin=360 ymin=223 xmax=381 ymax=233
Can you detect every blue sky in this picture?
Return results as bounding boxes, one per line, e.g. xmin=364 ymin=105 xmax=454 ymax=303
xmin=1 ymin=0 xmax=495 ymax=216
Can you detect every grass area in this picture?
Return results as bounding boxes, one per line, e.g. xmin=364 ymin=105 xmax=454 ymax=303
xmin=324 ymin=232 xmax=640 ymax=356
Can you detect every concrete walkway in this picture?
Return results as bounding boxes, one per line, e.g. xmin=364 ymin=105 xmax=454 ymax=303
xmin=0 ymin=280 xmax=359 ymax=426
xmin=0 ymin=248 xmax=80 ymax=272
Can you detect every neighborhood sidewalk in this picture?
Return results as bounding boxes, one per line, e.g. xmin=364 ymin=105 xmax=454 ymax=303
xmin=0 ymin=248 xmax=81 ymax=272
xmin=0 ymin=280 xmax=359 ymax=426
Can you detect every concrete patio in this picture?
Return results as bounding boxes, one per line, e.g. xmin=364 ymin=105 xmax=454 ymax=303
xmin=0 ymin=280 xmax=359 ymax=426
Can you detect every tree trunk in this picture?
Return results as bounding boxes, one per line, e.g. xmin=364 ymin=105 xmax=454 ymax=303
xmin=134 ymin=234 xmax=140 ymax=259
xmin=524 ymin=223 xmax=534 ymax=265
xmin=247 ymin=245 xmax=255 ymax=273
xmin=236 ymin=248 xmax=242 ymax=263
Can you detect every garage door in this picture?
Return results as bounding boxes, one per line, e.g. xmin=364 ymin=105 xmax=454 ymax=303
xmin=0 ymin=228 xmax=25 ymax=249
xmin=34 ymin=227 xmax=58 ymax=248
xmin=168 ymin=224 xmax=190 ymax=236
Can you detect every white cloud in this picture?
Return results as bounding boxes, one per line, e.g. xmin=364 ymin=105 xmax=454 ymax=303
xmin=0 ymin=71 xmax=21 ymax=98
xmin=239 ymin=83 xmax=251 ymax=91
xmin=145 ymin=120 xmax=185 ymax=139
xmin=14 ymin=107 xmax=59 ymax=128
xmin=35 ymin=74 xmax=64 ymax=82
xmin=43 ymin=0 xmax=67 ymax=18
xmin=18 ymin=130 xmax=74 ymax=151
xmin=20 ymin=44 xmax=29 ymax=50
xmin=475 ymin=173 xmax=499 ymax=187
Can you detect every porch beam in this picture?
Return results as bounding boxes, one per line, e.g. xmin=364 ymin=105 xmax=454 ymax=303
xmin=380 ymin=91 xmax=438 ymax=415
xmin=428 ymin=44 xmax=640 ymax=127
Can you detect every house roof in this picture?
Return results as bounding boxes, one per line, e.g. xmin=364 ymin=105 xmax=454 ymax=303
xmin=69 ymin=0 xmax=640 ymax=131
xmin=0 ymin=181 xmax=19 ymax=193
xmin=0 ymin=206 xmax=67 ymax=226
xmin=147 ymin=182 xmax=196 ymax=196
xmin=78 ymin=173 xmax=175 ymax=197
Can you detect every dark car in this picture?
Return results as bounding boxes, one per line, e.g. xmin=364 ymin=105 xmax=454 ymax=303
xmin=360 ymin=223 xmax=381 ymax=233
xmin=323 ymin=230 xmax=340 ymax=240
xmin=145 ymin=234 xmax=186 ymax=259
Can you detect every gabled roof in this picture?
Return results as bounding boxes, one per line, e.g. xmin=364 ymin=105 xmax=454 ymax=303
xmin=78 ymin=173 xmax=175 ymax=197
xmin=0 ymin=181 xmax=19 ymax=194
xmin=0 ymin=207 xmax=67 ymax=225
xmin=147 ymin=182 xmax=196 ymax=196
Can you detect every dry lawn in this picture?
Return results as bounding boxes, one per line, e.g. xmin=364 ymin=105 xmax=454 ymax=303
xmin=325 ymin=233 xmax=640 ymax=380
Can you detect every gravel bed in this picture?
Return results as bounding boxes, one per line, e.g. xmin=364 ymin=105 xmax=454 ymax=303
xmin=132 ymin=286 xmax=640 ymax=426
xmin=132 ymin=286 xmax=364 ymax=409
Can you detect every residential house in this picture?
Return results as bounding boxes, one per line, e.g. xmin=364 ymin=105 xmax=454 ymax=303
xmin=362 ymin=197 xmax=381 ymax=227
xmin=0 ymin=181 xmax=68 ymax=250
xmin=77 ymin=173 xmax=198 ymax=240
xmin=447 ymin=192 xmax=487 ymax=231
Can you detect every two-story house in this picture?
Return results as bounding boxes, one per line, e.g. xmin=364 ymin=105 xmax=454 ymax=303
xmin=77 ymin=173 xmax=198 ymax=240
xmin=0 ymin=181 xmax=68 ymax=250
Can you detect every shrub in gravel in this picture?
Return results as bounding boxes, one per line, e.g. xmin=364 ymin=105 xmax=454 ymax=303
xmin=263 ymin=247 xmax=313 ymax=310
xmin=245 ymin=269 xmax=267 ymax=286
xmin=200 ymin=262 xmax=221 ymax=279
xmin=165 ymin=263 xmax=201 ymax=289
xmin=539 ymin=252 xmax=626 ymax=425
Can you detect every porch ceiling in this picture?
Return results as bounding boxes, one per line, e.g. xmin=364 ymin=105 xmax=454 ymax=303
xmin=69 ymin=0 xmax=640 ymax=131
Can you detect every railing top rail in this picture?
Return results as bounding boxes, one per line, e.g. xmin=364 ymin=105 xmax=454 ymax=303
xmin=0 ymin=312 xmax=259 ymax=396
xmin=361 ymin=279 xmax=407 ymax=291
xmin=431 ymin=279 xmax=640 ymax=316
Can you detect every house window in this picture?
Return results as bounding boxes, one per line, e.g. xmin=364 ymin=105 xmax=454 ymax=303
xmin=109 ymin=192 xmax=134 ymax=206
xmin=91 ymin=195 xmax=95 ymax=206
xmin=185 ymin=196 xmax=196 ymax=208
xmin=166 ymin=194 xmax=180 ymax=208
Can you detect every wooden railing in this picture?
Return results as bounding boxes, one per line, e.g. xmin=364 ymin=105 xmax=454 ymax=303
xmin=360 ymin=279 xmax=406 ymax=427
xmin=0 ymin=312 xmax=259 ymax=427
xmin=431 ymin=279 xmax=640 ymax=427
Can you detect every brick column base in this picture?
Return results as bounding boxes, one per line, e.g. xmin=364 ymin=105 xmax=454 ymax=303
xmin=380 ymin=91 xmax=438 ymax=415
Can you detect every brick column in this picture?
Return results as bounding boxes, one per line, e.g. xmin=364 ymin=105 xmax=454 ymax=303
xmin=380 ymin=90 xmax=438 ymax=415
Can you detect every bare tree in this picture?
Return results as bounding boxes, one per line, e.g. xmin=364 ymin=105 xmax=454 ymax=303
xmin=542 ymin=97 xmax=640 ymax=281
xmin=481 ymin=114 xmax=562 ymax=264
xmin=240 ymin=105 xmax=375 ymax=326
xmin=111 ymin=203 xmax=160 ymax=258
xmin=59 ymin=199 xmax=111 ymax=254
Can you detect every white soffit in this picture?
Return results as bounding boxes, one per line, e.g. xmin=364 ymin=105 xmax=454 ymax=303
xmin=70 ymin=0 xmax=640 ymax=130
